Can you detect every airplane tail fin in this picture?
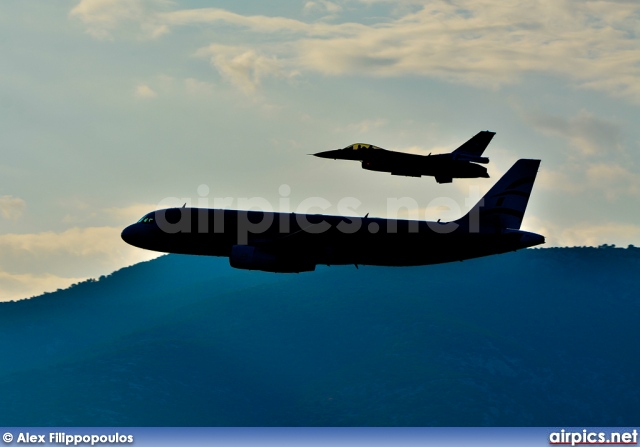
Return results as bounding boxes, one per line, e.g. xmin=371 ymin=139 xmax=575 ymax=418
xmin=452 ymin=130 xmax=496 ymax=158
xmin=457 ymin=159 xmax=540 ymax=232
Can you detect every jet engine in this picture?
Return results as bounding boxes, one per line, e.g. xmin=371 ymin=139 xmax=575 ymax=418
xmin=229 ymin=245 xmax=315 ymax=273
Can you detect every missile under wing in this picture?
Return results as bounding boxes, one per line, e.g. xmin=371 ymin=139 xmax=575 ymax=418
xmin=313 ymin=131 xmax=495 ymax=183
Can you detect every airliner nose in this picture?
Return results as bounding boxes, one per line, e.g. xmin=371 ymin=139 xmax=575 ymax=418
xmin=121 ymin=225 xmax=136 ymax=245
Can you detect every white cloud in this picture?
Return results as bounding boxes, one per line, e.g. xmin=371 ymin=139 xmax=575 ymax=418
xmin=523 ymin=109 xmax=624 ymax=156
xmin=0 ymin=271 xmax=88 ymax=302
xmin=71 ymin=1 xmax=640 ymax=101
xmin=0 ymin=201 xmax=161 ymax=301
xmin=134 ymin=84 xmax=158 ymax=99
xmin=522 ymin=108 xmax=639 ymax=200
xmin=340 ymin=118 xmax=389 ymax=134
xmin=586 ymin=163 xmax=640 ymax=200
xmin=537 ymin=162 xmax=640 ymax=201
xmin=0 ymin=195 xmax=26 ymax=220
xmin=103 ymin=203 xmax=158 ymax=223
xmin=536 ymin=169 xmax=583 ymax=194
xmin=0 ymin=227 xmax=160 ymax=301
xmin=524 ymin=216 xmax=640 ymax=247
xmin=195 ymin=44 xmax=294 ymax=94
xmin=560 ymin=223 xmax=640 ymax=248
xmin=184 ymin=78 xmax=214 ymax=96
xmin=129 ymin=76 xmax=216 ymax=99
xmin=70 ymin=0 xmax=172 ymax=39
xmin=160 ymin=7 xmax=343 ymax=36
xmin=0 ymin=226 xmax=159 ymax=278
xmin=296 ymin=0 xmax=640 ymax=98
xmin=55 ymin=202 xmax=164 ymax=228
xmin=303 ymin=1 xmax=343 ymax=17
xmin=264 ymin=1 xmax=640 ymax=100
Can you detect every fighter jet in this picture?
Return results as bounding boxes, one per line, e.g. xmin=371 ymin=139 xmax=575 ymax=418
xmin=312 ymin=130 xmax=496 ymax=183
xmin=121 ymin=159 xmax=543 ymax=273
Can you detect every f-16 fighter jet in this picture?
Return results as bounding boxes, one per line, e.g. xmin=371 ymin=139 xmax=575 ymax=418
xmin=313 ymin=131 xmax=495 ymax=183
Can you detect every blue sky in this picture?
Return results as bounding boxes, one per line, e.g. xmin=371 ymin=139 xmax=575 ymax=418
xmin=1 ymin=0 xmax=639 ymax=300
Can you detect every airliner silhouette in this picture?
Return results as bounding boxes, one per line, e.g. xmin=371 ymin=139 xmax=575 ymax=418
xmin=122 ymin=159 xmax=544 ymax=272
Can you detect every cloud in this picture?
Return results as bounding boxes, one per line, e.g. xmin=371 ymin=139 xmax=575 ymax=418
xmin=103 ymin=203 xmax=159 ymax=223
xmin=536 ymin=169 xmax=583 ymax=194
xmin=0 ymin=202 xmax=161 ymax=301
xmin=70 ymin=0 xmax=172 ymax=39
xmin=537 ymin=161 xmax=640 ymax=201
xmin=0 ymin=226 xmax=159 ymax=278
xmin=55 ymin=201 xmax=164 ymax=228
xmin=0 ymin=271 xmax=87 ymax=302
xmin=0 ymin=195 xmax=26 ymax=220
xmin=559 ymin=223 xmax=640 ymax=248
xmin=303 ymin=1 xmax=343 ymax=18
xmin=195 ymin=44 xmax=296 ymax=94
xmin=184 ymin=78 xmax=214 ymax=96
xmin=159 ymin=7 xmax=353 ymax=36
xmin=296 ymin=0 xmax=640 ymax=98
xmin=134 ymin=84 xmax=158 ymax=99
xmin=585 ymin=163 xmax=640 ymax=200
xmin=128 ymin=76 xmax=215 ymax=99
xmin=72 ymin=1 xmax=640 ymax=101
xmin=0 ymin=226 xmax=159 ymax=301
xmin=523 ymin=109 xmax=624 ymax=156
xmin=524 ymin=216 xmax=640 ymax=247
xmin=339 ymin=118 xmax=389 ymax=134
xmin=520 ymin=108 xmax=639 ymax=200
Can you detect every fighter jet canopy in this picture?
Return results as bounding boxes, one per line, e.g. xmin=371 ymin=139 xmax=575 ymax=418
xmin=343 ymin=143 xmax=382 ymax=150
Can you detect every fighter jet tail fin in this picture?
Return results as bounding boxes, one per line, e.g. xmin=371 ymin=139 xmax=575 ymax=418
xmin=452 ymin=130 xmax=495 ymax=158
xmin=457 ymin=159 xmax=540 ymax=232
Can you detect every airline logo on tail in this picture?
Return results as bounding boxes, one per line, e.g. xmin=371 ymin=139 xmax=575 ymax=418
xmin=459 ymin=159 xmax=540 ymax=232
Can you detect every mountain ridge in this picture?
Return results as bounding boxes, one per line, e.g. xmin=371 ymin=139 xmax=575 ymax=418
xmin=0 ymin=247 xmax=638 ymax=425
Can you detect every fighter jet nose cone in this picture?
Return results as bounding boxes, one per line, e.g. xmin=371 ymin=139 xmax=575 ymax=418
xmin=313 ymin=149 xmax=344 ymax=159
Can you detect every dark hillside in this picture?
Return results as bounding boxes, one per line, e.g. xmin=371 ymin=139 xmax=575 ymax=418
xmin=0 ymin=247 xmax=638 ymax=425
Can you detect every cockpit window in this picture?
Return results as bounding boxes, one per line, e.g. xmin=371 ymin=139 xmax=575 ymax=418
xmin=137 ymin=215 xmax=155 ymax=224
xmin=346 ymin=143 xmax=380 ymax=150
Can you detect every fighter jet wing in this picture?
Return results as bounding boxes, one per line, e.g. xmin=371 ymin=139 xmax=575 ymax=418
xmin=451 ymin=130 xmax=496 ymax=157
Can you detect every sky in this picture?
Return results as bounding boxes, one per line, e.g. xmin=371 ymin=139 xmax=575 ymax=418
xmin=1 ymin=0 xmax=639 ymax=301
